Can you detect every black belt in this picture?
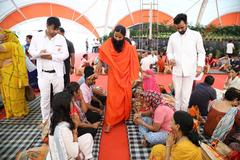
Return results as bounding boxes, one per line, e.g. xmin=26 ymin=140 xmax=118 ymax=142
xmin=42 ymin=69 xmax=56 ymax=73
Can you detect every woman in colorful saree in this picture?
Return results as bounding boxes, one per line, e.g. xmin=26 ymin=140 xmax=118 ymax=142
xmin=0 ymin=29 xmax=29 ymax=118
xmin=149 ymin=111 xmax=202 ymax=160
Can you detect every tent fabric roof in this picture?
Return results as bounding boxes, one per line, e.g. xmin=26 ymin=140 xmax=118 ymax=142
xmin=0 ymin=0 xmax=239 ymax=37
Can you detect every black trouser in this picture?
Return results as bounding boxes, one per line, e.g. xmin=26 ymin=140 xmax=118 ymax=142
xmin=91 ymin=100 xmax=100 ymax=109
xmin=85 ymin=110 xmax=101 ymax=123
xmin=64 ymin=73 xmax=70 ymax=88
xmin=28 ymin=69 xmax=38 ymax=89
xmin=77 ymin=127 xmax=97 ymax=137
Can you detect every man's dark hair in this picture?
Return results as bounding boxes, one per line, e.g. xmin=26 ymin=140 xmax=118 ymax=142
xmin=174 ymin=13 xmax=187 ymax=24
xmin=59 ymin=27 xmax=65 ymax=33
xmin=114 ymin=25 xmax=126 ymax=36
xmin=84 ymin=66 xmax=94 ymax=79
xmin=47 ymin=17 xmax=61 ymax=29
xmin=204 ymin=75 xmax=215 ymax=86
xmin=26 ymin=35 xmax=32 ymax=39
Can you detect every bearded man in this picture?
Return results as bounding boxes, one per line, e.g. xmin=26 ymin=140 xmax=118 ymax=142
xmin=167 ymin=13 xmax=206 ymax=112
xmin=96 ymin=25 xmax=140 ymax=132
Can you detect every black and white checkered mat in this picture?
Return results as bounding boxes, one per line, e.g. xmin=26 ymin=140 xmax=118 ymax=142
xmin=126 ymin=112 xmax=151 ymax=160
xmin=0 ymin=96 xmax=211 ymax=160
xmin=127 ymin=125 xmax=151 ymax=160
xmin=93 ymin=126 xmax=103 ymax=159
xmin=0 ymin=96 xmax=42 ymax=125
xmin=125 ymin=112 xmax=211 ymax=160
xmin=208 ymin=69 xmax=227 ymax=74
xmin=0 ymin=124 xmax=41 ymax=160
xmin=0 ymin=96 xmax=104 ymax=160
xmin=199 ymin=124 xmax=211 ymax=144
xmin=0 ymin=97 xmax=42 ymax=160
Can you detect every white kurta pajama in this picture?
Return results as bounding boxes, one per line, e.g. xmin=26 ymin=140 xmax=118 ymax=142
xmin=29 ymin=32 xmax=68 ymax=122
xmin=167 ymin=28 xmax=206 ymax=111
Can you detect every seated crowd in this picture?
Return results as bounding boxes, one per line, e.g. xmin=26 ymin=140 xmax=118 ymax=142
xmin=1 ymin=29 xmax=239 ymax=159
xmin=138 ymin=48 xmax=240 ymax=76
xmin=16 ymin=51 xmax=240 ymax=159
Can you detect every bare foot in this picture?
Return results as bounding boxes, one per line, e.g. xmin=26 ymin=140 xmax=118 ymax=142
xmin=104 ymin=125 xmax=111 ymax=133
xmin=38 ymin=121 xmax=48 ymax=129
xmin=141 ymin=139 xmax=148 ymax=147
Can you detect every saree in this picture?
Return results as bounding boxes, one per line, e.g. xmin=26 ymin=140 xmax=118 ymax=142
xmin=0 ymin=30 xmax=29 ymax=118
xmin=142 ymin=70 xmax=160 ymax=92
xmin=149 ymin=139 xmax=202 ymax=160
xmin=211 ymin=107 xmax=239 ymax=142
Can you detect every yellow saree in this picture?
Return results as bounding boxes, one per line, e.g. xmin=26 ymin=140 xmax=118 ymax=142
xmin=0 ymin=30 xmax=29 ymax=118
xmin=149 ymin=139 xmax=202 ymax=160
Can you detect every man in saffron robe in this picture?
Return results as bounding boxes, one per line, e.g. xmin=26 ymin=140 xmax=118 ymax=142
xmin=96 ymin=25 xmax=140 ymax=132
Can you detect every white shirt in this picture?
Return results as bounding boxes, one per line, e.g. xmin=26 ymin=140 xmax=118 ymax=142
xmin=29 ymin=31 xmax=68 ymax=78
xmin=226 ymin=43 xmax=234 ymax=54
xmin=95 ymin=40 xmax=101 ymax=47
xmin=80 ymin=82 xmax=93 ymax=104
xmin=148 ymin=54 xmax=158 ymax=64
xmin=25 ymin=56 xmax=37 ymax=72
xmin=167 ymin=28 xmax=206 ymax=76
xmin=47 ymin=122 xmax=79 ymax=160
xmin=225 ymin=76 xmax=240 ymax=90
xmin=140 ymin=56 xmax=152 ymax=71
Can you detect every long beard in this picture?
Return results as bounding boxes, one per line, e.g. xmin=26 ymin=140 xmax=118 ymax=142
xmin=112 ymin=37 xmax=124 ymax=53
xmin=179 ymin=29 xmax=186 ymax=35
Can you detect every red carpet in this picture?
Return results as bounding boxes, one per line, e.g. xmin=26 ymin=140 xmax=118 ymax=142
xmin=98 ymin=123 xmax=130 ymax=160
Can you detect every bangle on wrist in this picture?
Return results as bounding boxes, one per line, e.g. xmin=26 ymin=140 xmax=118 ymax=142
xmin=166 ymin=145 xmax=172 ymax=147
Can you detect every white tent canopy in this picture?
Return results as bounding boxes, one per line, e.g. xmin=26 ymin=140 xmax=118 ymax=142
xmin=0 ymin=0 xmax=239 ymax=37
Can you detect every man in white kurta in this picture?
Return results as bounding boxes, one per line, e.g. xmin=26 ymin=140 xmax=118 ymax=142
xmin=29 ymin=17 xmax=68 ymax=123
xmin=167 ymin=13 xmax=206 ymax=111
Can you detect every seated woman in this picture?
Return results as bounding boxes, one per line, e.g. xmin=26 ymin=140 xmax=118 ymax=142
xmin=48 ymin=91 xmax=93 ymax=160
xmin=134 ymin=91 xmax=174 ymax=146
xmin=204 ymin=53 xmax=216 ymax=73
xmin=65 ymin=82 xmax=100 ymax=137
xmin=204 ymin=87 xmax=240 ymax=142
xmin=0 ymin=30 xmax=29 ymax=118
xmin=142 ymin=66 xmax=160 ymax=92
xmin=157 ymin=53 xmax=167 ymax=73
xmin=224 ymin=68 xmax=240 ymax=90
xmin=218 ymin=54 xmax=230 ymax=72
xmin=76 ymin=54 xmax=91 ymax=76
xmin=149 ymin=111 xmax=202 ymax=160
